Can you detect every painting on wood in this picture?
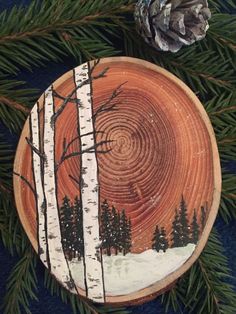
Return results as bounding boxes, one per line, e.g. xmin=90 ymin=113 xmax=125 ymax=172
xmin=14 ymin=57 xmax=221 ymax=305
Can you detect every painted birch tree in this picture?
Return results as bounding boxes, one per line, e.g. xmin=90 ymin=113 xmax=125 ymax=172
xmin=74 ymin=62 xmax=105 ymax=302
xmin=43 ymin=86 xmax=75 ymax=290
xmin=14 ymin=60 xmax=126 ymax=301
xmin=28 ymin=102 xmax=47 ymax=266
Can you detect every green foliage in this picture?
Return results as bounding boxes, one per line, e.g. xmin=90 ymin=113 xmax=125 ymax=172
xmin=0 ymin=138 xmax=29 ymax=255
xmin=44 ymin=269 xmax=131 ymax=314
xmin=0 ymin=76 xmax=37 ymax=132
xmin=0 ymin=1 xmax=235 ymax=314
xmin=1 ymin=248 xmax=38 ymax=314
xmin=162 ymin=229 xmax=236 ymax=314
xmin=0 ymin=0 xmax=135 ymax=74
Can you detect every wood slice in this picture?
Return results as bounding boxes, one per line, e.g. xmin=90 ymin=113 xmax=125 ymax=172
xmin=14 ymin=57 xmax=221 ymax=305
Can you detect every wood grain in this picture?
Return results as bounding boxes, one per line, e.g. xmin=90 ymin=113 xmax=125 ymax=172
xmin=14 ymin=57 xmax=221 ymax=305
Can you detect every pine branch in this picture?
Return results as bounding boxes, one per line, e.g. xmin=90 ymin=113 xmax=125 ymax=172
xmin=220 ymin=172 xmax=236 ymax=222
xmin=162 ymin=229 xmax=236 ymax=314
xmin=0 ymin=76 xmax=37 ymax=133
xmin=44 ymin=269 xmax=131 ymax=314
xmin=1 ymin=247 xmax=38 ymax=314
xmin=0 ymin=137 xmax=29 ymax=255
xmin=122 ymin=28 xmax=236 ymax=100
xmin=0 ymin=96 xmax=30 ymax=113
xmin=0 ymin=0 xmax=135 ymax=74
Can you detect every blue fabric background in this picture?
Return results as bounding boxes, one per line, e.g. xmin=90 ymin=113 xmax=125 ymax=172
xmin=0 ymin=1 xmax=235 ymax=313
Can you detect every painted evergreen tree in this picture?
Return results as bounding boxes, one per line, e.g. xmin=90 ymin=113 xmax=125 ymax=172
xmin=127 ymin=218 xmax=132 ymax=254
xmin=201 ymin=204 xmax=207 ymax=232
xmin=100 ymin=200 xmax=112 ymax=256
xmin=171 ymin=208 xmax=182 ymax=248
xmin=120 ymin=209 xmax=132 ymax=256
xmin=160 ymin=227 xmax=169 ymax=253
xmin=152 ymin=225 xmax=162 ymax=252
xmin=73 ymin=196 xmax=84 ymax=260
xmin=111 ymin=205 xmax=120 ymax=255
xmin=179 ymin=195 xmax=190 ymax=246
xmin=117 ymin=211 xmax=122 ymax=253
xmin=191 ymin=209 xmax=199 ymax=244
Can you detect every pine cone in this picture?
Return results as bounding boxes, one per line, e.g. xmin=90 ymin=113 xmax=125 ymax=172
xmin=134 ymin=0 xmax=211 ymax=52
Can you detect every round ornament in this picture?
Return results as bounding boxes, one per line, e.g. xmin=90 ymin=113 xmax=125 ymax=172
xmin=14 ymin=57 xmax=221 ymax=305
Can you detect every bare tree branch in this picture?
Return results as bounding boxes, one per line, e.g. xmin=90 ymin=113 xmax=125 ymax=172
xmin=52 ymin=90 xmax=79 ymax=104
xmin=58 ymin=131 xmax=106 ymax=171
xmin=13 ymin=171 xmax=37 ymax=198
xmin=69 ymin=174 xmax=80 ymax=186
xmin=56 ymin=140 xmax=113 ymax=171
xmin=93 ymin=81 xmax=127 ymax=122
xmin=25 ymin=137 xmax=46 ymax=160
xmin=51 ymin=63 xmax=109 ymax=125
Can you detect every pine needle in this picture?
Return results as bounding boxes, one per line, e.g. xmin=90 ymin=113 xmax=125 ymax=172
xmin=162 ymin=228 xmax=236 ymax=314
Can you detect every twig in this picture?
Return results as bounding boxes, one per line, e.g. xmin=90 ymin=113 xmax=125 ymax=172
xmin=211 ymin=105 xmax=236 ymax=115
xmin=56 ymin=140 xmax=113 ymax=171
xmin=25 ymin=137 xmax=46 ymax=160
xmin=0 ymin=181 xmax=12 ymax=194
xmin=51 ymin=64 xmax=109 ymax=125
xmin=13 ymin=171 xmax=36 ymax=198
xmin=93 ymin=81 xmax=127 ymax=121
xmin=52 ymin=90 xmax=79 ymax=104
xmin=69 ymin=174 xmax=80 ymax=186
xmin=58 ymin=131 xmax=106 ymax=171
xmin=0 ymin=96 xmax=30 ymax=113
xmin=218 ymin=137 xmax=236 ymax=145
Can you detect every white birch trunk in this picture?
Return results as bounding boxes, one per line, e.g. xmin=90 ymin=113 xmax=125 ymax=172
xmin=74 ymin=63 xmax=105 ymax=302
xmin=43 ymin=86 xmax=73 ymax=290
xmin=30 ymin=102 xmax=47 ymax=266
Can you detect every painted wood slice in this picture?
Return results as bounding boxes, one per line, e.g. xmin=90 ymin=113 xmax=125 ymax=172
xmin=14 ymin=57 xmax=221 ymax=305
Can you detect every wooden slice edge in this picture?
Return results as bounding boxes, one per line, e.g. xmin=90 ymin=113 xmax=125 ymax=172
xmin=13 ymin=57 xmax=222 ymax=305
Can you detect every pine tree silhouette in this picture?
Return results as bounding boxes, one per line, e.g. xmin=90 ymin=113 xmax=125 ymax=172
xmin=120 ymin=209 xmax=132 ymax=256
xmin=191 ymin=209 xmax=199 ymax=244
xmin=111 ymin=205 xmax=119 ymax=255
xmin=117 ymin=211 xmax=122 ymax=253
xmin=171 ymin=209 xmax=182 ymax=248
xmin=127 ymin=217 xmax=132 ymax=254
xmin=179 ymin=195 xmax=190 ymax=246
xmin=60 ymin=196 xmax=74 ymax=260
xmin=160 ymin=227 xmax=169 ymax=253
xmin=201 ymin=204 xmax=207 ymax=232
xmin=152 ymin=225 xmax=162 ymax=252
xmin=100 ymin=200 xmax=112 ymax=256
xmin=73 ymin=196 xmax=84 ymax=260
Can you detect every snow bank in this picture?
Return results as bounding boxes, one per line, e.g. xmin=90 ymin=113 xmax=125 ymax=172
xmin=70 ymin=243 xmax=195 ymax=296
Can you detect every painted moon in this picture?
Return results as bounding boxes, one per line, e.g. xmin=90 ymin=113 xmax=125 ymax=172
xmin=14 ymin=57 xmax=221 ymax=305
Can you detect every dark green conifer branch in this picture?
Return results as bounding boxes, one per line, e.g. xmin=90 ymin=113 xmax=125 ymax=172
xmin=1 ymin=248 xmax=38 ymax=314
xmin=162 ymin=229 xmax=236 ymax=314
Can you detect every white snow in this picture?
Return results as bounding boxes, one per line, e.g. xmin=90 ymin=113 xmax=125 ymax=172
xmin=70 ymin=244 xmax=195 ymax=296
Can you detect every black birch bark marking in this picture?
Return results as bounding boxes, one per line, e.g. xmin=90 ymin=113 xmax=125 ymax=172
xmin=74 ymin=62 xmax=105 ymax=302
xmin=43 ymin=85 xmax=75 ymax=291
xmin=29 ymin=102 xmax=48 ymax=266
